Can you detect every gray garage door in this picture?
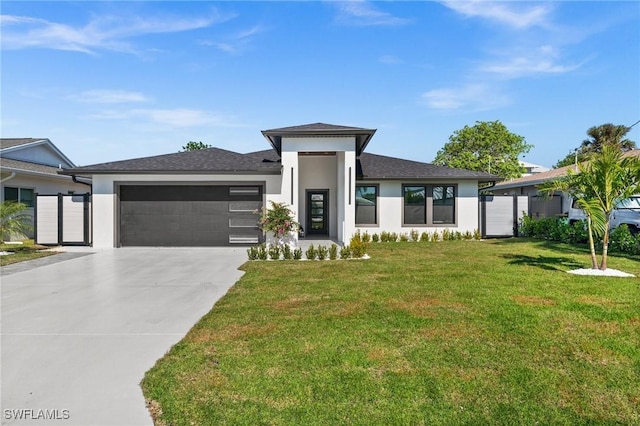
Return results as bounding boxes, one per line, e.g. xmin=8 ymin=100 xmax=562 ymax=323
xmin=119 ymin=185 xmax=263 ymax=246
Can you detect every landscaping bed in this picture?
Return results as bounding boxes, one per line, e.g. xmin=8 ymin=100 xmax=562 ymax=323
xmin=142 ymin=239 xmax=639 ymax=425
xmin=0 ymin=241 xmax=56 ymax=266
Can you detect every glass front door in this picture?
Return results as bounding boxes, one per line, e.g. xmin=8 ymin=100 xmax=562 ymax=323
xmin=307 ymin=190 xmax=328 ymax=235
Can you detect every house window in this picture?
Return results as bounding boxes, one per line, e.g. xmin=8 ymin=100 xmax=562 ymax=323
xmin=403 ymin=184 xmax=457 ymax=226
xmin=3 ymin=187 xmax=34 ymax=207
xmin=404 ymin=186 xmax=426 ymax=225
xmin=355 ymin=185 xmax=378 ymax=225
xmin=432 ymin=185 xmax=455 ymax=224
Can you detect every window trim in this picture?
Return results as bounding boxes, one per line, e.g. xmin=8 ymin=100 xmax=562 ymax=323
xmin=3 ymin=186 xmax=35 ymax=208
xmin=355 ymin=184 xmax=379 ymax=226
xmin=401 ymin=184 xmax=458 ymax=227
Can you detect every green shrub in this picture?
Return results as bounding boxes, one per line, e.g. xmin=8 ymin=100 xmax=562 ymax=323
xmin=610 ymin=225 xmax=640 ymax=255
xmin=350 ymin=232 xmax=369 ymax=258
xmin=399 ymin=233 xmax=409 ymax=242
xmin=430 ymin=232 xmax=440 ymax=242
xmin=305 ymin=244 xmax=316 ymax=260
xmin=268 ymin=245 xmax=281 ymax=260
xmin=410 ymin=229 xmax=420 ymax=242
xmin=388 ymin=232 xmax=398 ymax=242
xmin=317 ymin=245 xmax=328 ymax=260
xmin=462 ymin=231 xmax=473 ymax=240
xmin=293 ymin=248 xmax=303 ymax=260
xmin=361 ymin=231 xmax=371 ymax=243
xmin=380 ymin=231 xmax=390 ymax=242
xmin=473 ymin=228 xmax=482 ymax=240
xmin=247 ymin=246 xmax=259 ymax=260
xmin=329 ymin=244 xmax=338 ymax=260
xmin=257 ymin=244 xmax=268 ymax=260
xmin=420 ymin=231 xmax=429 ymax=242
xmin=339 ymin=245 xmax=351 ymax=259
xmin=282 ymin=245 xmax=293 ymax=260
xmin=372 ymin=233 xmax=380 ymax=243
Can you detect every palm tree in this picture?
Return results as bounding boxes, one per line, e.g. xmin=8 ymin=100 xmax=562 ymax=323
xmin=539 ymin=169 xmax=605 ymax=269
xmin=0 ymin=201 xmax=33 ymax=242
xmin=584 ymin=145 xmax=640 ymax=269
xmin=539 ymin=145 xmax=640 ymax=270
xmin=555 ymin=123 xmax=636 ymax=168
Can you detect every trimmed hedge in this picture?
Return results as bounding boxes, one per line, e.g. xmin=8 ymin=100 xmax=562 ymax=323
xmin=519 ymin=216 xmax=640 ymax=255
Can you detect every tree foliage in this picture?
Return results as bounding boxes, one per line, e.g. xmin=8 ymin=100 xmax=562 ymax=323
xmin=433 ymin=120 xmax=532 ymax=180
xmin=181 ymin=141 xmax=212 ymax=151
xmin=539 ymin=145 xmax=640 ymax=270
xmin=554 ymin=123 xmax=636 ymax=168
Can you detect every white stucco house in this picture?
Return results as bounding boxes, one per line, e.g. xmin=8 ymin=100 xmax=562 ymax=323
xmin=1 ymin=138 xmax=91 ymax=238
xmin=60 ymin=123 xmax=499 ymax=248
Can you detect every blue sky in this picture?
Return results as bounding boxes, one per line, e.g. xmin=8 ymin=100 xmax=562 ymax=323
xmin=2 ymin=1 xmax=639 ymax=168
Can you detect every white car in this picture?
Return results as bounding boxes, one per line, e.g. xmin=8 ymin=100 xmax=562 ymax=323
xmin=568 ymin=195 xmax=640 ymax=235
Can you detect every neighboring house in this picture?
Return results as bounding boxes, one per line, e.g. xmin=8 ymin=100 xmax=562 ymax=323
xmin=1 ymin=138 xmax=91 ymax=238
xmin=60 ymin=123 xmax=499 ymax=248
xmin=520 ymin=161 xmax=550 ymax=177
xmin=493 ymin=149 xmax=640 ymax=218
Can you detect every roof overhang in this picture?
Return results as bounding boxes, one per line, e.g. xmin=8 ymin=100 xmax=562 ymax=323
xmin=261 ymin=126 xmax=376 ymax=157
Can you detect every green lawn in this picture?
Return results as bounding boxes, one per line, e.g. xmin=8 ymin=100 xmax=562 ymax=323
xmin=0 ymin=240 xmax=56 ymax=266
xmin=142 ymin=239 xmax=640 ymax=425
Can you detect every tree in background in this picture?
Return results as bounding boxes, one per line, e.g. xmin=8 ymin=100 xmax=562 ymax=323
xmin=181 ymin=141 xmax=212 ymax=151
xmin=554 ymin=123 xmax=636 ymax=168
xmin=433 ymin=120 xmax=532 ymax=180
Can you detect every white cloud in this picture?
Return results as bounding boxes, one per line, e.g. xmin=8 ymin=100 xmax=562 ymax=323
xmin=333 ymin=0 xmax=411 ymax=26
xmin=69 ymin=90 xmax=151 ymax=104
xmin=442 ymin=1 xmax=552 ymax=29
xmin=0 ymin=10 xmax=232 ymax=54
xmin=421 ymin=84 xmax=510 ymax=112
xmin=91 ymin=108 xmax=239 ymax=128
xmin=198 ymin=24 xmax=266 ymax=54
xmin=480 ymin=45 xmax=584 ymax=78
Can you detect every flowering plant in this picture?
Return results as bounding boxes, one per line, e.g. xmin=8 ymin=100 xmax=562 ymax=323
xmin=257 ymin=201 xmax=299 ymax=243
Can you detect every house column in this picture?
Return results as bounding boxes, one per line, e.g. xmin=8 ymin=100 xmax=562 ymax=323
xmin=337 ymin=151 xmax=356 ymax=244
xmin=280 ymin=150 xmax=300 ymax=229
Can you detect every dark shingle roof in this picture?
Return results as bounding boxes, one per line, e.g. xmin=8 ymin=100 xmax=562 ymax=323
xmin=60 ymin=147 xmax=281 ymax=175
xmin=358 ymin=153 xmax=500 ymax=181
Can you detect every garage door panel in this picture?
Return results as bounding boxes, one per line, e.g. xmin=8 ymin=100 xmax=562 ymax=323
xmin=119 ymin=185 xmax=262 ymax=246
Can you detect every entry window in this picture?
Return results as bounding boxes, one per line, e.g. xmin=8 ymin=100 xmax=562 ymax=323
xmin=3 ymin=187 xmax=34 ymax=207
xmin=432 ymin=185 xmax=455 ymax=224
xmin=355 ymin=185 xmax=378 ymax=225
xmin=404 ymin=186 xmax=426 ymax=225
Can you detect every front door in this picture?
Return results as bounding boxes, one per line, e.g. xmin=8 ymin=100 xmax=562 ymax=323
xmin=307 ymin=190 xmax=328 ymax=235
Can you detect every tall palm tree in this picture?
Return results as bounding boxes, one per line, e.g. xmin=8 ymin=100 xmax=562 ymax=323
xmin=0 ymin=201 xmax=33 ymax=242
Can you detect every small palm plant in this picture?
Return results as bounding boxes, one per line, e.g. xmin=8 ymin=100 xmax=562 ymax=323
xmin=0 ymin=201 xmax=33 ymax=242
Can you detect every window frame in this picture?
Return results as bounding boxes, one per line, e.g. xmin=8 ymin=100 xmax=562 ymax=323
xmin=402 ymin=184 xmax=458 ymax=227
xmin=3 ymin=186 xmax=35 ymax=208
xmin=355 ymin=184 xmax=379 ymax=226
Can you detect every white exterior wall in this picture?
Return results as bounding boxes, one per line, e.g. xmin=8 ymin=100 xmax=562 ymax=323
xmin=92 ymin=173 xmax=282 ymax=248
xmin=281 ymin=136 xmax=356 ymax=243
xmin=354 ymin=180 xmax=481 ymax=237
xmin=297 ymin=156 xmax=338 ymax=236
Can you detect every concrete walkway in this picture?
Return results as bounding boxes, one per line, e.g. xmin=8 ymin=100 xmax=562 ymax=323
xmin=1 ymin=247 xmax=248 ymax=425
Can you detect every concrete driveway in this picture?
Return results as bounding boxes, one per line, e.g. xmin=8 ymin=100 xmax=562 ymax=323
xmin=1 ymin=247 xmax=248 ymax=426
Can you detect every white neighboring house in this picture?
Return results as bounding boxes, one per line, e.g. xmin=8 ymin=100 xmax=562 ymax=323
xmin=60 ymin=123 xmax=499 ymax=248
xmin=520 ymin=161 xmax=550 ymax=177
xmin=1 ymin=138 xmax=91 ymax=239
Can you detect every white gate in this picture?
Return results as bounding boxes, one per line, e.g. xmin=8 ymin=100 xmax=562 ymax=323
xmin=35 ymin=193 xmax=91 ymax=245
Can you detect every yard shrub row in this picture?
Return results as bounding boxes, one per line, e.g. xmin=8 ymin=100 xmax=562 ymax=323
xmin=519 ymin=216 xmax=640 ymax=255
